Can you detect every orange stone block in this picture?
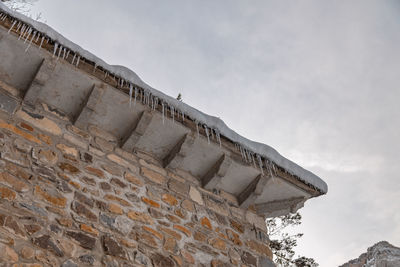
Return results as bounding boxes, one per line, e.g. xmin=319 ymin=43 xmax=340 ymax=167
xmin=104 ymin=194 xmax=131 ymax=206
xmin=162 ymin=194 xmax=178 ymax=206
xmin=124 ymin=172 xmax=144 ymax=186
xmin=0 ymin=120 xmax=41 ymax=144
xmin=141 ymin=167 xmax=166 ymax=184
xmin=173 ymin=225 xmax=191 ymax=237
xmin=0 ymin=172 xmax=29 ymax=192
xmin=80 ymin=224 xmax=99 ymax=236
xmin=85 ymin=166 xmax=105 ymax=178
xmin=34 ymin=185 xmax=66 ymax=208
xmin=159 ymin=227 xmax=182 ymax=240
xmin=141 ymin=197 xmax=160 ymax=208
xmin=0 ymin=186 xmax=16 ymax=201
xmin=108 ymin=203 xmax=124 ymax=215
xmin=127 ymin=211 xmax=154 ymax=225
xmin=142 ymin=226 xmax=163 ymax=240
xmin=200 ymin=217 xmax=212 ymax=230
xmin=209 ymin=238 xmax=227 ymax=251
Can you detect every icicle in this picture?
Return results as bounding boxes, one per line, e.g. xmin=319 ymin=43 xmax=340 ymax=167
xmin=7 ymin=21 xmax=16 ymax=34
xmin=170 ymin=106 xmax=175 ymax=123
xmin=62 ymin=47 xmax=66 ymax=59
xmin=134 ymin=87 xmax=138 ymax=107
xmin=39 ymin=36 xmax=45 ymax=49
xmin=243 ymin=148 xmax=248 ymax=162
xmin=154 ymin=97 xmax=158 ymax=110
xmin=196 ymin=122 xmax=200 ymax=138
xmin=23 ymin=28 xmax=32 ymax=43
xmin=66 ymin=50 xmax=70 ymax=59
xmin=57 ymin=45 xmax=63 ymax=60
xmin=266 ymin=159 xmax=274 ymax=177
xmin=204 ymin=125 xmax=210 ymax=144
xmin=25 ymin=31 xmax=36 ymax=52
xmin=145 ymin=91 xmax=150 ymax=106
xmin=76 ymin=56 xmax=80 ymax=67
xmin=129 ymin=84 xmax=133 ymax=107
xmin=257 ymin=154 xmax=264 ymax=175
xmin=251 ymin=153 xmax=257 ymax=169
xmin=71 ymin=54 xmax=76 ymax=65
xmin=216 ymin=132 xmax=221 ymax=147
xmin=53 ymin=43 xmax=58 ymax=57
xmin=182 ymin=111 xmax=185 ymax=122
xmin=210 ymin=128 xmax=214 ymax=140
xmin=23 ymin=27 xmax=31 ymax=39
xmin=162 ymin=102 xmax=165 ymax=124
xmin=93 ymin=64 xmax=97 ymax=73
xmin=35 ymin=33 xmax=40 ymax=42
xmin=18 ymin=25 xmax=26 ymax=40
xmin=104 ymin=71 xmax=108 ymax=79
xmin=272 ymin=163 xmax=277 ymax=175
xmin=15 ymin=22 xmax=22 ymax=33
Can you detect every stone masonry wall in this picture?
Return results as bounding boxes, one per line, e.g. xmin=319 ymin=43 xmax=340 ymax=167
xmin=0 ymin=101 xmax=273 ymax=266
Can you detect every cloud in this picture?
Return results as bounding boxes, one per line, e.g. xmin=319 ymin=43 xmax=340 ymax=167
xmin=30 ymin=1 xmax=400 ymax=266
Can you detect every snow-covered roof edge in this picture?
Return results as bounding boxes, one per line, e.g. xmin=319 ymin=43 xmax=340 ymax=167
xmin=0 ymin=3 xmax=328 ymax=194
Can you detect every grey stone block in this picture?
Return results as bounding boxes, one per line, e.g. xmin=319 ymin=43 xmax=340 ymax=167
xmin=0 ymin=92 xmax=18 ymax=114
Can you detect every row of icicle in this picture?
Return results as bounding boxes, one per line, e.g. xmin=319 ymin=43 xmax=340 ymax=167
xmin=0 ymin=10 xmax=283 ymax=178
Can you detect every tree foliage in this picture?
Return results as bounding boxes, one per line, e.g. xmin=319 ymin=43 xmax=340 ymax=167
xmin=266 ymin=212 xmax=318 ymax=267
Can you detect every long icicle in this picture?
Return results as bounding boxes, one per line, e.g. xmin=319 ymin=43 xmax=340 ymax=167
xmin=162 ymin=102 xmax=165 ymax=124
xmin=39 ymin=35 xmax=45 ymax=49
xmin=134 ymin=87 xmax=138 ymax=107
xmin=57 ymin=45 xmax=63 ymax=60
xmin=71 ymin=54 xmax=76 ymax=65
xmin=53 ymin=43 xmax=58 ymax=57
xmin=129 ymin=84 xmax=133 ymax=107
xmin=204 ymin=125 xmax=210 ymax=144
xmin=216 ymin=132 xmax=221 ymax=147
xmin=257 ymin=155 xmax=264 ymax=175
xmin=23 ymin=28 xmax=32 ymax=43
xmin=170 ymin=106 xmax=175 ymax=123
xmin=251 ymin=153 xmax=257 ymax=169
xmin=18 ymin=25 xmax=26 ymax=40
xmin=7 ymin=20 xmax=16 ymax=34
xmin=15 ymin=22 xmax=22 ymax=33
xmin=25 ymin=31 xmax=36 ymax=52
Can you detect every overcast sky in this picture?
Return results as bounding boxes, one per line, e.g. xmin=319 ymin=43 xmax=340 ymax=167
xmin=25 ymin=0 xmax=400 ymax=266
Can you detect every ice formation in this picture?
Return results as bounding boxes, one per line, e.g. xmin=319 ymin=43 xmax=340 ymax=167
xmin=0 ymin=3 xmax=328 ymax=193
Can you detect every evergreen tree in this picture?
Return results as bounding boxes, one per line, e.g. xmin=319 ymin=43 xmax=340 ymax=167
xmin=266 ymin=212 xmax=318 ymax=267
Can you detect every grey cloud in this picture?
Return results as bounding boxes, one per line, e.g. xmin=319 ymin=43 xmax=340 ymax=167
xmin=30 ymin=0 xmax=400 ymax=266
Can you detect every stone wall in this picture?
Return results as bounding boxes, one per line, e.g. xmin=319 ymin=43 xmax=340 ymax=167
xmin=0 ymin=101 xmax=274 ymax=266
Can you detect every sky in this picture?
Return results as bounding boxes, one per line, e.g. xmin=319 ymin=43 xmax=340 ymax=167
xmin=22 ymin=0 xmax=400 ymax=266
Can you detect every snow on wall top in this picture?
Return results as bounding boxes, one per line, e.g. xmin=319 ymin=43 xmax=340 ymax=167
xmin=0 ymin=3 xmax=328 ymax=194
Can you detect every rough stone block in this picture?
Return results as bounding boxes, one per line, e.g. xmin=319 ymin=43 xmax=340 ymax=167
xmin=16 ymin=109 xmax=62 ymax=136
xmin=0 ymin=92 xmax=18 ymax=114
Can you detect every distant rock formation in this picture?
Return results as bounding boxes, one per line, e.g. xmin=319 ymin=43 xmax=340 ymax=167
xmin=340 ymin=241 xmax=400 ymax=267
